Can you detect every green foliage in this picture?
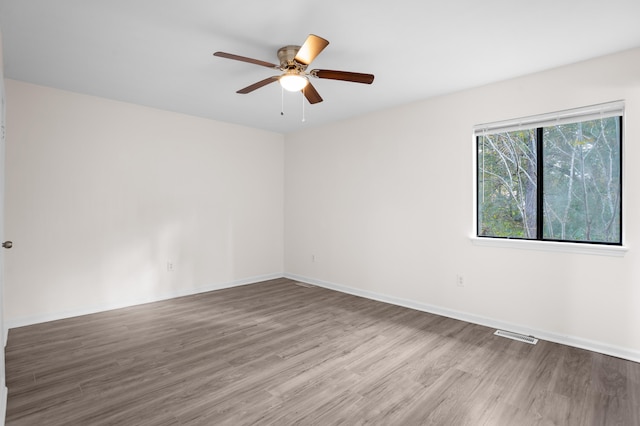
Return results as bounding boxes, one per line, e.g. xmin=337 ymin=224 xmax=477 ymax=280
xmin=478 ymin=129 xmax=537 ymax=239
xmin=478 ymin=116 xmax=621 ymax=244
xmin=542 ymin=117 xmax=621 ymax=243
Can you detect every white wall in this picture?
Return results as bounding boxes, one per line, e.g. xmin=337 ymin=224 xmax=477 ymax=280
xmin=4 ymin=80 xmax=284 ymax=326
xmin=284 ymin=48 xmax=640 ymax=361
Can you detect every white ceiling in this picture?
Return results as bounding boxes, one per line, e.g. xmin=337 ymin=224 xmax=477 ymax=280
xmin=2 ymin=0 xmax=640 ymax=134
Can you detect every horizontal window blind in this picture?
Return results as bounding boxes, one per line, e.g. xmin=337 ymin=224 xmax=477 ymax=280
xmin=474 ymin=101 xmax=624 ymax=136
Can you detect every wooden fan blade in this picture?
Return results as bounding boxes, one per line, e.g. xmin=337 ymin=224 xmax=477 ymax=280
xmin=302 ymin=82 xmax=323 ymax=104
xmin=237 ymin=76 xmax=279 ymax=94
xmin=294 ymin=34 xmax=329 ymax=65
xmin=213 ymin=52 xmax=279 ymax=69
xmin=312 ymin=69 xmax=374 ymax=84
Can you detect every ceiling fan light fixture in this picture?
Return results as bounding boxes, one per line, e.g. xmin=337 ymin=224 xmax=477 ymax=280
xmin=279 ymin=72 xmax=309 ymax=92
xmin=214 ymin=34 xmax=374 ymax=105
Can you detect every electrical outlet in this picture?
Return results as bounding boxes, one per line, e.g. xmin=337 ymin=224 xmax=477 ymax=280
xmin=167 ymin=262 xmax=174 ymax=272
xmin=456 ymin=274 xmax=464 ymax=287
xmin=311 ymin=254 xmax=318 ymax=263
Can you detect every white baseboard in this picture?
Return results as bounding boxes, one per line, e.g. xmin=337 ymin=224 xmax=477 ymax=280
xmin=5 ymin=273 xmax=283 ymax=331
xmin=284 ymin=273 xmax=640 ymax=364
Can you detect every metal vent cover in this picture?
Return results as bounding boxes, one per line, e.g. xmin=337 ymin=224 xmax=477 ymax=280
xmin=494 ymin=329 xmax=538 ymax=345
xmin=293 ymin=281 xmax=314 ymax=288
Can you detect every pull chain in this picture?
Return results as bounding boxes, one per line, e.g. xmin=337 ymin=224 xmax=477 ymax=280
xmin=281 ymin=86 xmax=284 ymax=116
xmin=280 ymin=87 xmax=308 ymax=122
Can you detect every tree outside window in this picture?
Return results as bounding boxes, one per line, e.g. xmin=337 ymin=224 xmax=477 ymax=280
xmin=477 ymin=111 xmax=622 ymax=245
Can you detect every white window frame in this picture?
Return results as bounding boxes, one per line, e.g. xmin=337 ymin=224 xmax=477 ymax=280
xmin=470 ymin=101 xmax=628 ymax=257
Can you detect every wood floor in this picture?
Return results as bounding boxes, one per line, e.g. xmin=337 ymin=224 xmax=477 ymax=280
xmin=5 ymin=278 xmax=640 ymax=425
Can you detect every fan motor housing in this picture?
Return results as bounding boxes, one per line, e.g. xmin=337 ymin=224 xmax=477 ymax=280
xmin=277 ymin=45 xmax=306 ymax=70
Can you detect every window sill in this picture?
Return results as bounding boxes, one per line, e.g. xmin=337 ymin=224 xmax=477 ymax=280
xmin=470 ymin=236 xmax=628 ymax=257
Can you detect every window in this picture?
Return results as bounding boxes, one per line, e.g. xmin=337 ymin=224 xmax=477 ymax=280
xmin=476 ymin=102 xmax=623 ymax=245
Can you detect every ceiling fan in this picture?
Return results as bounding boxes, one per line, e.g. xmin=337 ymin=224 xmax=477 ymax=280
xmin=213 ymin=34 xmax=374 ymax=104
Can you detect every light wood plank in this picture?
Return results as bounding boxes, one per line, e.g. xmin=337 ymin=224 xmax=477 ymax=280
xmin=5 ymin=278 xmax=640 ymax=425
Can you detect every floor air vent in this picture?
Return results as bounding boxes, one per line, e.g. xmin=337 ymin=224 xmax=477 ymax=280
xmin=494 ymin=330 xmax=538 ymax=345
xmin=293 ymin=281 xmax=314 ymax=288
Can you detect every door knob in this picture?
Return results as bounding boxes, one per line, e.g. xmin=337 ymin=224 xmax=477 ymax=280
xmin=2 ymin=241 xmax=12 ymax=249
